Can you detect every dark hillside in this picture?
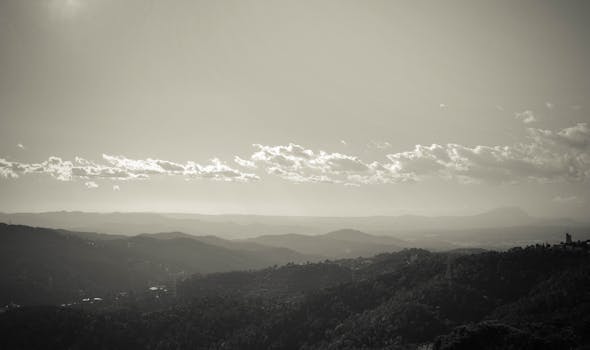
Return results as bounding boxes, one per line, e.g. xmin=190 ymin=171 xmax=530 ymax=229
xmin=1 ymin=239 xmax=588 ymax=349
xmin=0 ymin=224 xmax=311 ymax=305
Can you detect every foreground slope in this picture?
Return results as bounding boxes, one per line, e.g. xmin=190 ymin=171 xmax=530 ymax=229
xmin=1 ymin=241 xmax=589 ymax=349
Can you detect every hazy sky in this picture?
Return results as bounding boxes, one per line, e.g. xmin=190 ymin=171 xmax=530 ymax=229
xmin=1 ymin=0 xmax=589 ymax=219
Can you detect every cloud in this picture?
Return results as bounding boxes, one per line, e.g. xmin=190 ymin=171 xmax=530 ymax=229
xmin=2 ymin=123 xmax=589 ymax=187
xmin=101 ymin=155 xmax=182 ymax=176
xmin=17 ymin=143 xmax=25 ymax=150
xmin=84 ymin=181 xmax=98 ymax=189
xmin=0 ymin=154 xmax=258 ymax=185
xmin=237 ymin=123 xmax=590 ymax=185
xmin=385 ymin=123 xmax=590 ymax=184
xmin=515 ymin=110 xmax=537 ymax=124
xmin=545 ymin=102 xmax=554 ymax=109
xmin=186 ymin=158 xmax=259 ymax=181
xmin=234 ymin=156 xmax=256 ymax=169
xmin=112 ymin=185 xmax=120 ymax=191
xmin=241 ymin=143 xmax=410 ymax=185
xmin=99 ymin=155 xmax=258 ymax=182
xmin=0 ymin=159 xmax=24 ymax=178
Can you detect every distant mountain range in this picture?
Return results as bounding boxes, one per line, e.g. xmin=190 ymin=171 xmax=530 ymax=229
xmin=1 ymin=208 xmax=588 ymax=250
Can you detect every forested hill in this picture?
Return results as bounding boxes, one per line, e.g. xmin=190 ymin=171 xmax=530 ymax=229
xmin=1 ymin=241 xmax=589 ymax=349
xmin=0 ymin=223 xmax=312 ymax=305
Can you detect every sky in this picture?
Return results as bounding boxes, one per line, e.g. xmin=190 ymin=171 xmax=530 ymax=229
xmin=0 ymin=0 xmax=589 ymax=219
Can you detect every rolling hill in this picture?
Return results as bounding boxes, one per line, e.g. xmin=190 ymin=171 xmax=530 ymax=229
xmin=0 ymin=223 xmax=312 ymax=305
xmin=244 ymin=229 xmax=404 ymax=258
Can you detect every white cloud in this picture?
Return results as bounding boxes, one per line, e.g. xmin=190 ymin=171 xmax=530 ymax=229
xmin=237 ymin=123 xmax=590 ymax=185
xmin=234 ymin=156 xmax=256 ymax=168
xmin=17 ymin=143 xmax=25 ymax=150
xmin=185 ymin=158 xmax=259 ymax=182
xmin=439 ymin=103 xmax=447 ymax=108
xmin=385 ymin=123 xmax=590 ymax=184
xmin=15 ymin=156 xmax=134 ymax=181
xmin=99 ymin=154 xmax=258 ymax=182
xmin=515 ymin=110 xmax=537 ymax=124
xmin=84 ymin=181 xmax=98 ymax=189
xmin=101 ymin=155 xmax=183 ymax=176
xmin=113 ymin=185 xmax=120 ymax=191
xmin=0 ymin=154 xmax=258 ymax=185
xmin=545 ymin=102 xmax=554 ymax=109
xmin=2 ymin=123 xmax=589 ymax=187
xmin=241 ymin=143 xmax=409 ymax=185
xmin=0 ymin=159 xmax=24 ymax=178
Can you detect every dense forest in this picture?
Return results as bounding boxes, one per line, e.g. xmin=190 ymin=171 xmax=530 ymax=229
xmin=1 ymin=224 xmax=589 ymax=349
